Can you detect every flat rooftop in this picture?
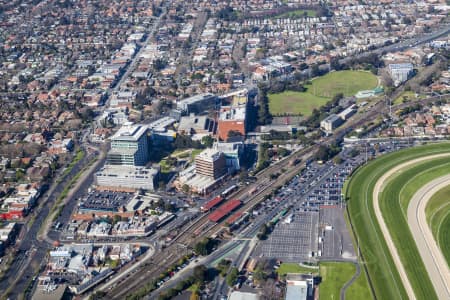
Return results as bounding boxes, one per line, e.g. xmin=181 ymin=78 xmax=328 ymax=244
xmin=79 ymin=190 xmax=134 ymax=212
xmin=219 ymin=106 xmax=246 ymax=121
xmin=111 ymin=123 xmax=148 ymax=142
xmin=177 ymin=93 xmax=215 ymax=106
xmin=96 ymin=165 xmax=159 ymax=176
xmin=147 ymin=116 xmax=176 ymax=131
xmin=196 ymin=148 xmax=223 ymax=163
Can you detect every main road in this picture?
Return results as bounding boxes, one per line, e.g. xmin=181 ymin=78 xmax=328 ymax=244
xmin=408 ymin=174 xmax=450 ymax=299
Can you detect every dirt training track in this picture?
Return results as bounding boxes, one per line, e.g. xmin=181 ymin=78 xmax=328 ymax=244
xmin=372 ymin=153 xmax=450 ymax=300
xmin=408 ymin=174 xmax=450 ymax=299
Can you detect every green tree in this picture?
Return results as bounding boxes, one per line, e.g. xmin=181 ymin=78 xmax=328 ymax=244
xmin=310 ymin=64 xmax=320 ymax=77
xmin=202 ymin=135 xmax=214 ymax=148
xmin=253 ymin=267 xmax=267 ymax=282
xmin=226 ymin=267 xmax=239 ymax=286
xmin=194 ymin=238 xmax=215 ymax=256
xmin=182 ymin=184 xmax=190 ymax=193
xmin=193 ymin=265 xmax=207 ymax=283
xmin=257 ymin=86 xmax=272 ymax=125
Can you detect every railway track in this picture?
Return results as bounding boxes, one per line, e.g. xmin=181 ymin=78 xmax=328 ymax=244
xmin=105 ymin=95 xmax=450 ymax=298
xmin=107 ymin=148 xmax=316 ymax=298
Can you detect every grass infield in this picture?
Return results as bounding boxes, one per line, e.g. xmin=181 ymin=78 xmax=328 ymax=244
xmin=268 ymin=70 xmax=377 ymax=116
xmin=344 ymin=142 xmax=450 ymax=300
xmin=425 ymin=184 xmax=450 ymax=267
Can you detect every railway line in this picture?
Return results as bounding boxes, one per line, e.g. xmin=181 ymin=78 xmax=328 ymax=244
xmin=107 ymin=147 xmax=316 ymax=298
xmin=105 ymin=94 xmax=450 ymax=298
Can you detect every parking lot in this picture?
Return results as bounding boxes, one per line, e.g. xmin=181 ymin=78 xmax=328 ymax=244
xmin=244 ymin=140 xmax=418 ymax=265
xmin=259 ymin=212 xmax=318 ymax=262
xmin=319 ymin=206 xmax=355 ymax=259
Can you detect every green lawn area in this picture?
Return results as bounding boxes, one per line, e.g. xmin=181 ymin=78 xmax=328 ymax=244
xmin=378 ymin=157 xmax=450 ymax=300
xmin=393 ymin=91 xmax=421 ymax=105
xmin=276 ymin=9 xmax=317 ymax=18
xmin=344 ymin=142 xmax=450 ymax=300
xmin=308 ymin=70 xmax=378 ymax=98
xmin=345 ymin=270 xmax=372 ymax=300
xmin=171 ymin=148 xmax=203 ymax=160
xmin=276 ymin=263 xmax=318 ymax=276
xmin=438 ymin=215 xmax=450 ymax=267
xmin=319 ymin=262 xmax=356 ymax=300
xmin=191 ymin=148 xmax=203 ymax=159
xmin=160 ymin=148 xmax=204 ymax=172
xmin=159 ymin=159 xmax=172 ymax=173
xmin=187 ymin=283 xmax=199 ymax=292
xmin=268 ymin=91 xmax=329 ymax=116
xmin=425 ymin=184 xmax=450 ymax=267
xmin=268 ymin=70 xmax=378 ymax=116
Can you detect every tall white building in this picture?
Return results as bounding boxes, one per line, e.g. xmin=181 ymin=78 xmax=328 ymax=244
xmin=389 ymin=63 xmax=414 ymax=86
xmin=107 ymin=123 xmax=150 ymax=166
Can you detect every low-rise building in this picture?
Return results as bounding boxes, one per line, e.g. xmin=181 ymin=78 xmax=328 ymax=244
xmin=285 ymin=274 xmax=314 ymax=300
xmin=0 ymin=222 xmax=17 ymax=244
xmin=338 ymin=105 xmax=357 ymax=120
xmin=320 ymin=114 xmax=343 ymax=132
xmin=111 ymin=218 xmax=157 ymax=237
xmin=217 ymin=106 xmax=247 ymax=141
xmin=176 ymin=93 xmax=218 ymax=114
xmin=177 ymin=114 xmax=216 ymax=137
xmin=95 ymin=165 xmax=159 ymax=191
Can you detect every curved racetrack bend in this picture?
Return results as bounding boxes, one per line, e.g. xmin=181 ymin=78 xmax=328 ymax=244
xmin=372 ymin=153 xmax=450 ymax=300
xmin=407 ymin=174 xmax=450 ymax=300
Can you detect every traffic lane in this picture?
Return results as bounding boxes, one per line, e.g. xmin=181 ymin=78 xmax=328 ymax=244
xmin=0 ymin=150 xmax=95 ymax=295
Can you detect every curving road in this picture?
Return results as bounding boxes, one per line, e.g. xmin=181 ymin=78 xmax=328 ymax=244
xmin=340 ymin=261 xmax=361 ymax=300
xmin=407 ymin=175 xmax=450 ymax=300
xmin=372 ymin=153 xmax=450 ymax=300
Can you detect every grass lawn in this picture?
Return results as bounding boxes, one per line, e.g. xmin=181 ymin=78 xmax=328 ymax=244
xmin=426 ymin=184 xmax=450 ymax=266
xmin=378 ymin=158 xmax=450 ymax=300
xmin=276 ymin=9 xmax=317 ymax=18
xmin=268 ymin=91 xmax=328 ymax=116
xmin=268 ymin=70 xmax=378 ymax=116
xmin=438 ymin=215 xmax=450 ymax=267
xmin=191 ymin=148 xmax=203 ymax=158
xmin=307 ymin=70 xmax=378 ymax=98
xmin=345 ymin=270 xmax=372 ymax=300
xmin=276 ymin=263 xmax=319 ymax=276
xmin=393 ymin=91 xmax=420 ymax=105
xmin=319 ymin=262 xmax=355 ymax=300
xmin=188 ymin=283 xmax=199 ymax=292
xmin=344 ymin=142 xmax=450 ymax=300
xmin=159 ymin=159 xmax=173 ymax=173
xmin=172 ymin=148 xmax=203 ymax=160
